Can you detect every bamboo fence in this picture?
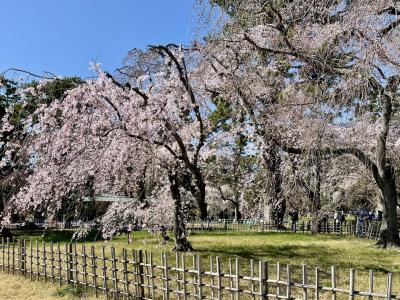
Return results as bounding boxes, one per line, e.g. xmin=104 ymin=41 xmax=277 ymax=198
xmin=0 ymin=238 xmax=399 ymax=299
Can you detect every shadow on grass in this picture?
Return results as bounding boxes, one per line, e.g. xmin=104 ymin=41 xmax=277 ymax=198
xmin=194 ymin=243 xmax=329 ymax=262
xmin=16 ymin=229 xmax=104 ymax=243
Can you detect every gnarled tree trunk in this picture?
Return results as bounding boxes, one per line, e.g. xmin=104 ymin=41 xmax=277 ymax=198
xmin=263 ymin=142 xmax=285 ymax=228
xmin=193 ymin=171 xmax=207 ymax=220
xmin=168 ymin=171 xmax=193 ymax=252
xmin=377 ymin=169 xmax=399 ymax=247
xmin=374 ymin=85 xmax=399 ymax=247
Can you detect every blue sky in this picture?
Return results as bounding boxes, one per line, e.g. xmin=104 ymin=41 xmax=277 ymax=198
xmin=0 ymin=1 xmax=198 ymax=78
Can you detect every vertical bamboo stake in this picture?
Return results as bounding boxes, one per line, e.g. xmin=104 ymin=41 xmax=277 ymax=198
xmin=175 ymin=252 xmax=181 ymax=300
xmin=211 ymin=256 xmax=215 ymax=299
xmin=1 ymin=238 xmax=4 ymax=272
xmin=50 ymin=242 xmax=54 ymax=284
xmin=73 ymin=243 xmax=77 ymax=287
xmin=6 ymin=238 xmax=10 ymax=274
xmin=368 ymin=270 xmax=374 ymax=300
xmin=276 ymin=262 xmax=280 ymax=298
xmin=216 ymin=256 xmax=222 ymax=300
xmin=30 ymin=240 xmax=33 ymax=280
xmin=286 ymin=265 xmax=291 ymax=300
xmin=111 ymin=247 xmax=117 ymax=299
xmin=91 ymin=246 xmax=98 ymax=297
xmin=229 ymin=258 xmax=233 ymax=300
xmin=235 ymin=258 xmax=240 ymax=300
xmin=144 ymin=251 xmax=149 ymax=296
xmin=42 ymin=241 xmax=47 ymax=281
xmin=349 ymin=269 xmax=355 ymax=300
xmin=20 ymin=239 xmax=27 ymax=274
xmin=164 ymin=253 xmax=170 ymax=300
xmin=192 ymin=255 xmax=196 ymax=298
xmin=302 ymin=264 xmax=307 ymax=300
xmin=251 ymin=259 xmax=255 ymax=299
xmin=138 ymin=249 xmax=145 ymax=298
xmin=133 ymin=250 xmax=138 ymax=296
xmin=315 ymin=267 xmax=320 ymax=300
xmin=386 ymin=273 xmax=392 ymax=300
xmin=197 ymin=255 xmax=203 ymax=300
xmin=182 ymin=255 xmax=187 ymax=300
xmin=35 ymin=240 xmax=39 ymax=280
xmin=12 ymin=241 xmax=15 ymax=275
xmin=57 ymin=242 xmax=62 ymax=287
xmin=259 ymin=261 xmax=267 ymax=300
xmin=17 ymin=240 xmax=21 ymax=274
xmin=102 ymin=246 xmax=108 ymax=300
xmin=122 ymin=248 xmax=128 ymax=300
xmin=150 ymin=252 xmax=155 ymax=299
xmin=82 ymin=245 xmax=88 ymax=293
xmin=331 ymin=266 xmax=336 ymax=300
xmin=65 ymin=243 xmax=70 ymax=284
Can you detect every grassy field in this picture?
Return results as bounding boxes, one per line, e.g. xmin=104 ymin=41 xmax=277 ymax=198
xmin=1 ymin=231 xmax=399 ymax=299
xmin=17 ymin=230 xmax=400 ymax=273
xmin=0 ymin=272 xmax=97 ymax=299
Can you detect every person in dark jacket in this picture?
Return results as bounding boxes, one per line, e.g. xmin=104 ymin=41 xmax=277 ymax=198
xmin=377 ymin=210 xmax=383 ymax=221
xmin=289 ymin=210 xmax=299 ymax=233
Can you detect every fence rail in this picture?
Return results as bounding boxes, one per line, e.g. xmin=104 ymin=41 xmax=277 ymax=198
xmin=0 ymin=238 xmax=399 ymax=299
xmin=186 ymin=219 xmax=385 ymax=240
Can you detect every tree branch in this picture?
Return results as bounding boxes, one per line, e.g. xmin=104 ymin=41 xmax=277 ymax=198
xmin=149 ymin=45 xmax=206 ymax=165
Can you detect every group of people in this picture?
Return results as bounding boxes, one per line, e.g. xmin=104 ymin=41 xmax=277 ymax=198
xmin=287 ymin=208 xmax=383 ymax=234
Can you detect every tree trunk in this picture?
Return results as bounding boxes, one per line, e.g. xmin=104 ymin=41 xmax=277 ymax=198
xmin=194 ymin=174 xmax=207 ymax=220
xmin=374 ymin=85 xmax=399 ymax=247
xmin=376 ymin=169 xmax=399 ymax=247
xmin=233 ymin=201 xmax=242 ymax=222
xmin=263 ymin=143 xmax=285 ymax=228
xmin=168 ymin=172 xmax=193 ymax=252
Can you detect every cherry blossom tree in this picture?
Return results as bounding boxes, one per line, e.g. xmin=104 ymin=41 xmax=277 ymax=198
xmin=3 ymin=45 xmax=216 ymax=251
xmin=203 ymin=0 xmax=400 ymax=246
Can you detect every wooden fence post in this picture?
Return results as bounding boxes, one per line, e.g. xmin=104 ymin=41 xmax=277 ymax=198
xmin=35 ymin=240 xmax=39 ymax=280
xmin=349 ymin=269 xmax=355 ymax=300
xmin=386 ymin=273 xmax=393 ymax=300
xmin=101 ymin=246 xmax=108 ymax=300
xmin=286 ymin=264 xmax=291 ymax=300
xmin=368 ymin=270 xmax=374 ymax=300
xmin=20 ymin=239 xmax=26 ymax=275
xmin=111 ymin=246 xmax=117 ymax=299
xmin=138 ymin=249 xmax=145 ymax=298
xmin=150 ymin=252 xmax=155 ymax=299
xmin=57 ymin=242 xmax=61 ymax=287
xmin=1 ymin=238 xmax=4 ymax=272
xmin=68 ymin=243 xmax=74 ymax=284
xmin=122 ymin=248 xmax=129 ymax=300
xmin=331 ymin=266 xmax=336 ymax=300
xmin=29 ymin=240 xmax=33 ymax=280
xmin=216 ymin=256 xmax=222 ymax=300
xmin=235 ymin=258 xmax=240 ymax=300
xmin=42 ymin=240 xmax=47 ymax=281
xmin=50 ymin=241 xmax=54 ymax=284
xmin=12 ymin=241 xmax=15 ymax=275
xmin=302 ymin=264 xmax=307 ymax=300
xmin=82 ymin=245 xmax=88 ymax=293
xmin=315 ymin=267 xmax=320 ymax=300
xmin=163 ymin=252 xmax=170 ymax=300
xmin=182 ymin=255 xmax=187 ymax=300
xmin=91 ymin=245 xmax=98 ymax=297
xmin=197 ymin=255 xmax=203 ymax=300
xmin=259 ymin=261 xmax=266 ymax=300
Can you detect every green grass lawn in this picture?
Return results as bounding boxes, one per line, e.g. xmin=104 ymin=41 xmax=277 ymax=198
xmin=7 ymin=231 xmax=400 ymax=299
